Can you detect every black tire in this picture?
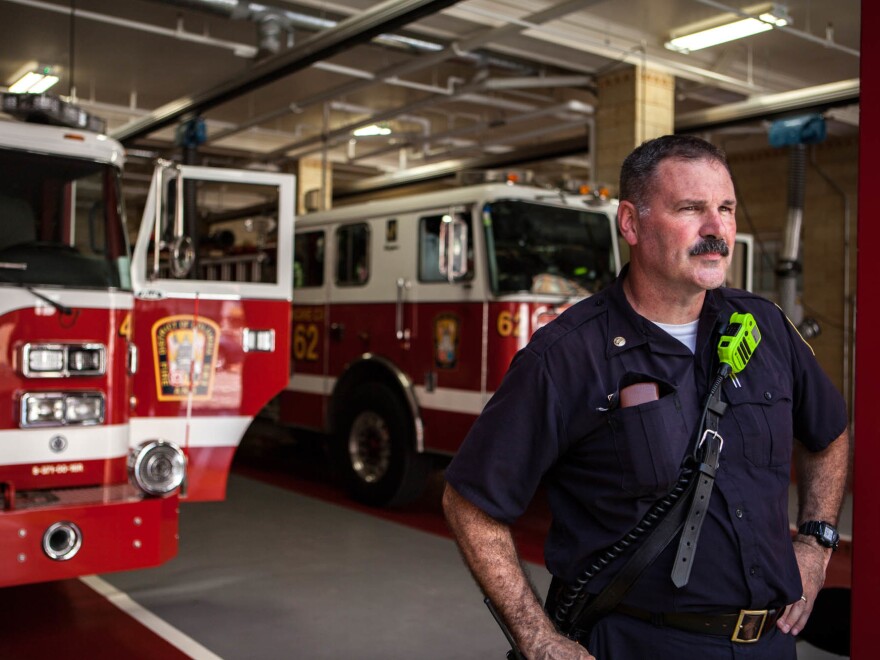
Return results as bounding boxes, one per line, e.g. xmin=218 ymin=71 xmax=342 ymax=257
xmin=333 ymin=383 xmax=430 ymax=507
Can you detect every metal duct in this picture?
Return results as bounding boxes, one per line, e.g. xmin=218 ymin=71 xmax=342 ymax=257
xmin=768 ymin=114 xmax=827 ymax=320
xmin=777 ymin=144 xmax=805 ymax=319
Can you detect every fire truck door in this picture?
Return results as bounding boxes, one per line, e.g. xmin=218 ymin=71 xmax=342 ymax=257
xmin=129 ymin=163 xmax=295 ymax=501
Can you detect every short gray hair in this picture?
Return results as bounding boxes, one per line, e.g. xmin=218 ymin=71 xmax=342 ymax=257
xmin=619 ymin=135 xmax=732 ymax=215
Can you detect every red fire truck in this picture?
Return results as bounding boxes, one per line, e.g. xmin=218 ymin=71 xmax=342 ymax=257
xmin=0 ymin=93 xmax=295 ymax=587
xmin=279 ymin=178 xmax=754 ymax=506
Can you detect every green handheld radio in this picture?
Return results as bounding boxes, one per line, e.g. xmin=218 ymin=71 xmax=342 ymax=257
xmin=717 ymin=312 xmax=761 ymax=375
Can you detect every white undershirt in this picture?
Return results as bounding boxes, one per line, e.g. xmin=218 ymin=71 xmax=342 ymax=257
xmin=653 ymin=319 xmax=699 ymax=353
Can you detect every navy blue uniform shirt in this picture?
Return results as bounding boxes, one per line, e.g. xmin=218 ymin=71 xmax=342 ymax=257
xmin=445 ymin=270 xmax=847 ymax=613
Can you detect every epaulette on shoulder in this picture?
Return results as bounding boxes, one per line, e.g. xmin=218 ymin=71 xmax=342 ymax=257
xmin=531 ymin=293 xmax=608 ymax=347
xmin=559 ymin=293 xmax=609 ymax=326
xmin=719 ymin=288 xmax=815 ymax=355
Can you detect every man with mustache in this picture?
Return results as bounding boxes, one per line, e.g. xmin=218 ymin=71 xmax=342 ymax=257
xmin=443 ymin=135 xmax=848 ymax=659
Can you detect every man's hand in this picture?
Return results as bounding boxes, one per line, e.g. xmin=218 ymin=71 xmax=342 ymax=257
xmin=776 ymin=538 xmax=831 ymax=636
xmin=524 ymin=630 xmax=595 ymax=659
xmin=442 ymin=485 xmax=595 ymax=659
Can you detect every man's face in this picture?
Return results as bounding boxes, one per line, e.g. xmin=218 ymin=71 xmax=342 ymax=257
xmin=624 ymin=157 xmax=736 ymax=295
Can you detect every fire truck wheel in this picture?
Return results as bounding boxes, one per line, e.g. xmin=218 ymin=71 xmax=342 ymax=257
xmin=334 ymin=384 xmax=430 ymax=507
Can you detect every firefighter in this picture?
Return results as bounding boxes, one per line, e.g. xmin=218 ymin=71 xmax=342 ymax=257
xmin=442 ymin=135 xmax=848 ymax=659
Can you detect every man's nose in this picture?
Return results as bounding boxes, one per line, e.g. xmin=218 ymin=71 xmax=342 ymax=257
xmin=701 ymin=209 xmax=727 ymax=237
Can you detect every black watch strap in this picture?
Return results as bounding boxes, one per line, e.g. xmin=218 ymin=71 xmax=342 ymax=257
xmin=798 ymin=520 xmax=840 ymax=550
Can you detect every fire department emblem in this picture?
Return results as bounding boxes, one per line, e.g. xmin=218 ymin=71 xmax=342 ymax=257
xmin=152 ymin=315 xmax=220 ymax=401
xmin=434 ymin=313 xmax=460 ymax=369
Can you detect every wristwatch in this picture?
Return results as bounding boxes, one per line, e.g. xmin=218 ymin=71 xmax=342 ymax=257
xmin=798 ymin=520 xmax=840 ymax=551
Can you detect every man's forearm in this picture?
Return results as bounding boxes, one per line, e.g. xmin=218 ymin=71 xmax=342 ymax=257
xmin=441 ymin=484 xmax=558 ymax=653
xmin=777 ymin=430 xmax=849 ymax=636
xmin=796 ymin=430 xmax=849 ymax=526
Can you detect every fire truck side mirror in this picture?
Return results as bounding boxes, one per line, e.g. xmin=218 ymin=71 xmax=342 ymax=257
xmin=439 ymin=213 xmax=469 ymax=283
xmin=149 ymin=162 xmax=197 ymax=280
xmin=169 ymin=235 xmax=195 ymax=278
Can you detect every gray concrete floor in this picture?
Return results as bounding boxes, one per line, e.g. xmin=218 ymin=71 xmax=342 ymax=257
xmin=99 ymin=467 xmax=847 ymax=659
xmin=105 ymin=472 xmax=545 ymax=659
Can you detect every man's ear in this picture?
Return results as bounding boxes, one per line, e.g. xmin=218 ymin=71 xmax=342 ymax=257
xmin=617 ymin=200 xmax=639 ymax=247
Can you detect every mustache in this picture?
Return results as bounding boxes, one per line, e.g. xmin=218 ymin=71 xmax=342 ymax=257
xmin=689 ymin=238 xmax=730 ymax=257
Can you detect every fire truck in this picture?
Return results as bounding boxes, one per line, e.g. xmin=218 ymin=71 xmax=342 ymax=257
xmin=0 ymin=93 xmax=295 ymax=588
xmin=278 ymin=177 xmax=754 ymax=506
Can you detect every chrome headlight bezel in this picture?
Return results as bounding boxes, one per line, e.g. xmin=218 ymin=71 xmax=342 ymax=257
xmin=21 ymin=343 xmax=106 ymax=378
xmin=20 ymin=391 xmax=105 ymax=428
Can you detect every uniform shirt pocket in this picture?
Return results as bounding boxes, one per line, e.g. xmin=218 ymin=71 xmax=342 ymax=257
xmin=608 ymin=378 xmax=689 ymax=498
xmin=726 ymin=375 xmax=793 ymax=467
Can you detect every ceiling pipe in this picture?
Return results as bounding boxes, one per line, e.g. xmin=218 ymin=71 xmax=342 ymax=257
xmin=111 ymin=0 xmax=461 ymax=144
xmin=6 ymin=0 xmax=259 ymax=57
xmin=144 ymin=0 xmax=447 ymax=55
xmin=479 ymin=75 xmax=594 ymax=90
xmin=350 ymin=100 xmax=594 ymax=164
xmin=265 ymin=74 xmax=564 ymax=162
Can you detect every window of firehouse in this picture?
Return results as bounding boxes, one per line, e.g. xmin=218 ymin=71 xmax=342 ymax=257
xmin=0 ymin=148 xmax=129 ymax=289
xmin=418 ymin=212 xmax=474 ymax=282
xmin=294 ymin=230 xmax=325 ymax=287
xmin=154 ymin=178 xmax=281 ymax=284
xmin=336 ymin=223 xmax=369 ymax=286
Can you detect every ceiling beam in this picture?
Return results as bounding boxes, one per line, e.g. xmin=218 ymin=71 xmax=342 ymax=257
xmin=675 ymin=79 xmax=860 ymax=132
xmin=111 ymin=0 xmax=461 ymax=144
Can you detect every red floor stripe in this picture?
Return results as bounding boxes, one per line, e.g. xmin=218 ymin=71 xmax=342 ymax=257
xmin=0 ymin=579 xmax=190 ymax=659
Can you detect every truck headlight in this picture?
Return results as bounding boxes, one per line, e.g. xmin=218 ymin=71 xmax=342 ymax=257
xmin=128 ymin=440 xmax=185 ymax=496
xmin=64 ymin=394 xmax=104 ymax=424
xmin=20 ymin=392 xmax=104 ymax=427
xmin=67 ymin=346 xmax=104 ymax=373
xmin=26 ymin=346 xmax=65 ymax=373
xmin=21 ymin=343 xmax=106 ymax=377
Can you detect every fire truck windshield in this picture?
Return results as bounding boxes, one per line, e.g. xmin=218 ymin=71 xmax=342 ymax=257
xmin=484 ymin=199 xmax=615 ymax=297
xmin=0 ymin=147 xmax=130 ymax=290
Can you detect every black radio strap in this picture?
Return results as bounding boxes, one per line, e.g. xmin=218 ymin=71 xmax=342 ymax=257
xmin=565 ymin=473 xmax=696 ymax=634
xmin=670 ymin=381 xmax=726 ymax=587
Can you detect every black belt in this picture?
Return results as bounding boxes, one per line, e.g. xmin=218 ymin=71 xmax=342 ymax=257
xmin=615 ymin=604 xmax=782 ymax=643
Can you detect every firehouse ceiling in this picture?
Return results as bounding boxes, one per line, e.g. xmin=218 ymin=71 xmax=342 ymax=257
xmin=0 ymin=0 xmax=861 ymax=197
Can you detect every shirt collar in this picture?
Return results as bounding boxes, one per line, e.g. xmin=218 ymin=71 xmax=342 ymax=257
xmin=603 ymin=265 xmax=727 ymax=360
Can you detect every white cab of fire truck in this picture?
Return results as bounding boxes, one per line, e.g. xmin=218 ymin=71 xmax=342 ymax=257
xmin=0 ymin=93 xmax=295 ymax=588
xmin=281 ymin=179 xmax=754 ymax=508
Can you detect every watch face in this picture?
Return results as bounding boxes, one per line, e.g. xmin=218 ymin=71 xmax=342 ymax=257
xmin=821 ymin=526 xmax=838 ymax=543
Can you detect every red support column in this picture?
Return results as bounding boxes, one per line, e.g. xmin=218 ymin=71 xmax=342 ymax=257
xmin=851 ymin=4 xmax=877 ymax=657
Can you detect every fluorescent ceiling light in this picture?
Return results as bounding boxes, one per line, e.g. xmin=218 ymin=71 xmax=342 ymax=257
xmin=7 ymin=61 xmax=60 ymax=94
xmin=665 ymin=4 xmax=789 ymax=54
xmin=353 ymin=124 xmax=392 ymax=137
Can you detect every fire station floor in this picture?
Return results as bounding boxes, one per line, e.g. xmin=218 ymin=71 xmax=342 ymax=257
xmin=0 ymin=422 xmax=851 ymax=659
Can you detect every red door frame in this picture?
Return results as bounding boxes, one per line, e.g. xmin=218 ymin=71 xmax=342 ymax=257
xmin=852 ymin=4 xmax=875 ymax=656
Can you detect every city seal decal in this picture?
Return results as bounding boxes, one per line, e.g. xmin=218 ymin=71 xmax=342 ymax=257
xmin=152 ymin=315 xmax=220 ymax=401
xmin=434 ymin=313 xmax=460 ymax=369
